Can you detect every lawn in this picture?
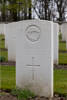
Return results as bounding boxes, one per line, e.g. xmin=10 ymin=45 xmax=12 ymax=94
xmin=0 ymin=34 xmax=5 ymax=48
xmin=0 ymin=50 xmax=8 ymax=61
xmin=59 ymin=41 xmax=67 ymax=64
xmin=0 ymin=34 xmax=67 ymax=95
xmin=54 ymin=69 xmax=67 ymax=95
xmin=59 ymin=53 xmax=67 ymax=64
xmin=0 ymin=65 xmax=16 ymax=89
xmin=59 ymin=42 xmax=67 ymax=51
xmin=0 ymin=35 xmax=8 ymax=61
xmin=0 ymin=65 xmax=67 ymax=95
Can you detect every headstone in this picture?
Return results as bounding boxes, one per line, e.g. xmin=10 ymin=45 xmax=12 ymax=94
xmin=4 ymin=24 xmax=8 ymax=49
xmin=66 ymin=39 xmax=67 ymax=49
xmin=53 ymin=23 xmax=59 ymax=64
xmin=16 ymin=20 xmax=53 ymax=97
xmin=61 ymin=23 xmax=67 ymax=41
xmin=61 ymin=23 xmax=67 ymax=49
xmin=5 ymin=22 xmax=18 ymax=61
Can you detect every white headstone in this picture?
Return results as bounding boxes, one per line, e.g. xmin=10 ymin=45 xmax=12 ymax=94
xmin=4 ymin=24 xmax=8 ymax=49
xmin=5 ymin=22 xmax=18 ymax=61
xmin=53 ymin=23 xmax=59 ymax=64
xmin=66 ymin=38 xmax=67 ymax=49
xmin=61 ymin=23 xmax=67 ymax=41
xmin=16 ymin=20 xmax=53 ymax=97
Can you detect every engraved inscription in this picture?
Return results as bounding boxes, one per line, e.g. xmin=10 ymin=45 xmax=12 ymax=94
xmin=26 ymin=57 xmax=40 ymax=80
xmin=26 ymin=25 xmax=41 ymax=42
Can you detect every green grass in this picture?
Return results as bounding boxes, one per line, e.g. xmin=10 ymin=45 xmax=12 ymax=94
xmin=59 ymin=33 xmax=62 ymax=41
xmin=0 ymin=66 xmax=16 ymax=89
xmin=0 ymin=50 xmax=8 ymax=61
xmin=0 ymin=35 xmax=8 ymax=61
xmin=0 ymin=32 xmax=67 ymax=95
xmin=59 ymin=41 xmax=67 ymax=64
xmin=11 ymin=88 xmax=35 ymax=100
xmin=0 ymin=40 xmax=5 ymax=48
xmin=54 ymin=69 xmax=67 ymax=95
xmin=59 ymin=42 xmax=67 ymax=51
xmin=0 ymin=34 xmax=5 ymax=40
xmin=0 ymin=34 xmax=5 ymax=48
xmin=0 ymin=66 xmax=67 ymax=95
xmin=59 ymin=53 xmax=67 ymax=64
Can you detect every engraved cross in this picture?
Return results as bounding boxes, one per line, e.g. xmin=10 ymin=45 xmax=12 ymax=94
xmin=26 ymin=57 xmax=40 ymax=80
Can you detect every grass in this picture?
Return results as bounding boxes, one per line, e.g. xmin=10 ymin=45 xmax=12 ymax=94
xmin=0 ymin=65 xmax=16 ymax=89
xmin=11 ymin=88 xmax=35 ymax=100
xmin=0 ymin=34 xmax=5 ymax=48
xmin=59 ymin=42 xmax=67 ymax=51
xmin=0 ymin=65 xmax=67 ymax=95
xmin=0 ymin=50 xmax=8 ymax=61
xmin=0 ymin=35 xmax=8 ymax=61
xmin=0 ymin=34 xmax=5 ymax=41
xmin=0 ymin=34 xmax=67 ymax=95
xmin=59 ymin=53 xmax=67 ymax=64
xmin=59 ymin=33 xmax=62 ymax=41
xmin=59 ymin=41 xmax=67 ymax=64
xmin=54 ymin=69 xmax=67 ymax=95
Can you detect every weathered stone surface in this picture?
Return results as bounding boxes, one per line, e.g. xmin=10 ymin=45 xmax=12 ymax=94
xmin=16 ymin=20 xmax=53 ymax=97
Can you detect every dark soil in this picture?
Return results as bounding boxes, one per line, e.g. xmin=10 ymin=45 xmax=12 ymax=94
xmin=59 ymin=41 xmax=66 ymax=43
xmin=54 ymin=64 xmax=67 ymax=70
xmin=59 ymin=50 xmax=67 ymax=53
xmin=0 ymin=90 xmax=67 ymax=100
xmin=0 ymin=94 xmax=17 ymax=100
xmin=0 ymin=61 xmax=16 ymax=66
xmin=0 ymin=92 xmax=67 ymax=100
xmin=0 ymin=48 xmax=8 ymax=51
xmin=0 ymin=62 xmax=67 ymax=70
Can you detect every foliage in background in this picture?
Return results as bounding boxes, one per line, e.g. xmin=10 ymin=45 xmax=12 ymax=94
xmin=32 ymin=0 xmax=67 ymax=21
xmin=0 ymin=0 xmax=67 ymax=21
xmin=54 ymin=0 xmax=67 ymax=21
xmin=0 ymin=0 xmax=32 ymax=22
